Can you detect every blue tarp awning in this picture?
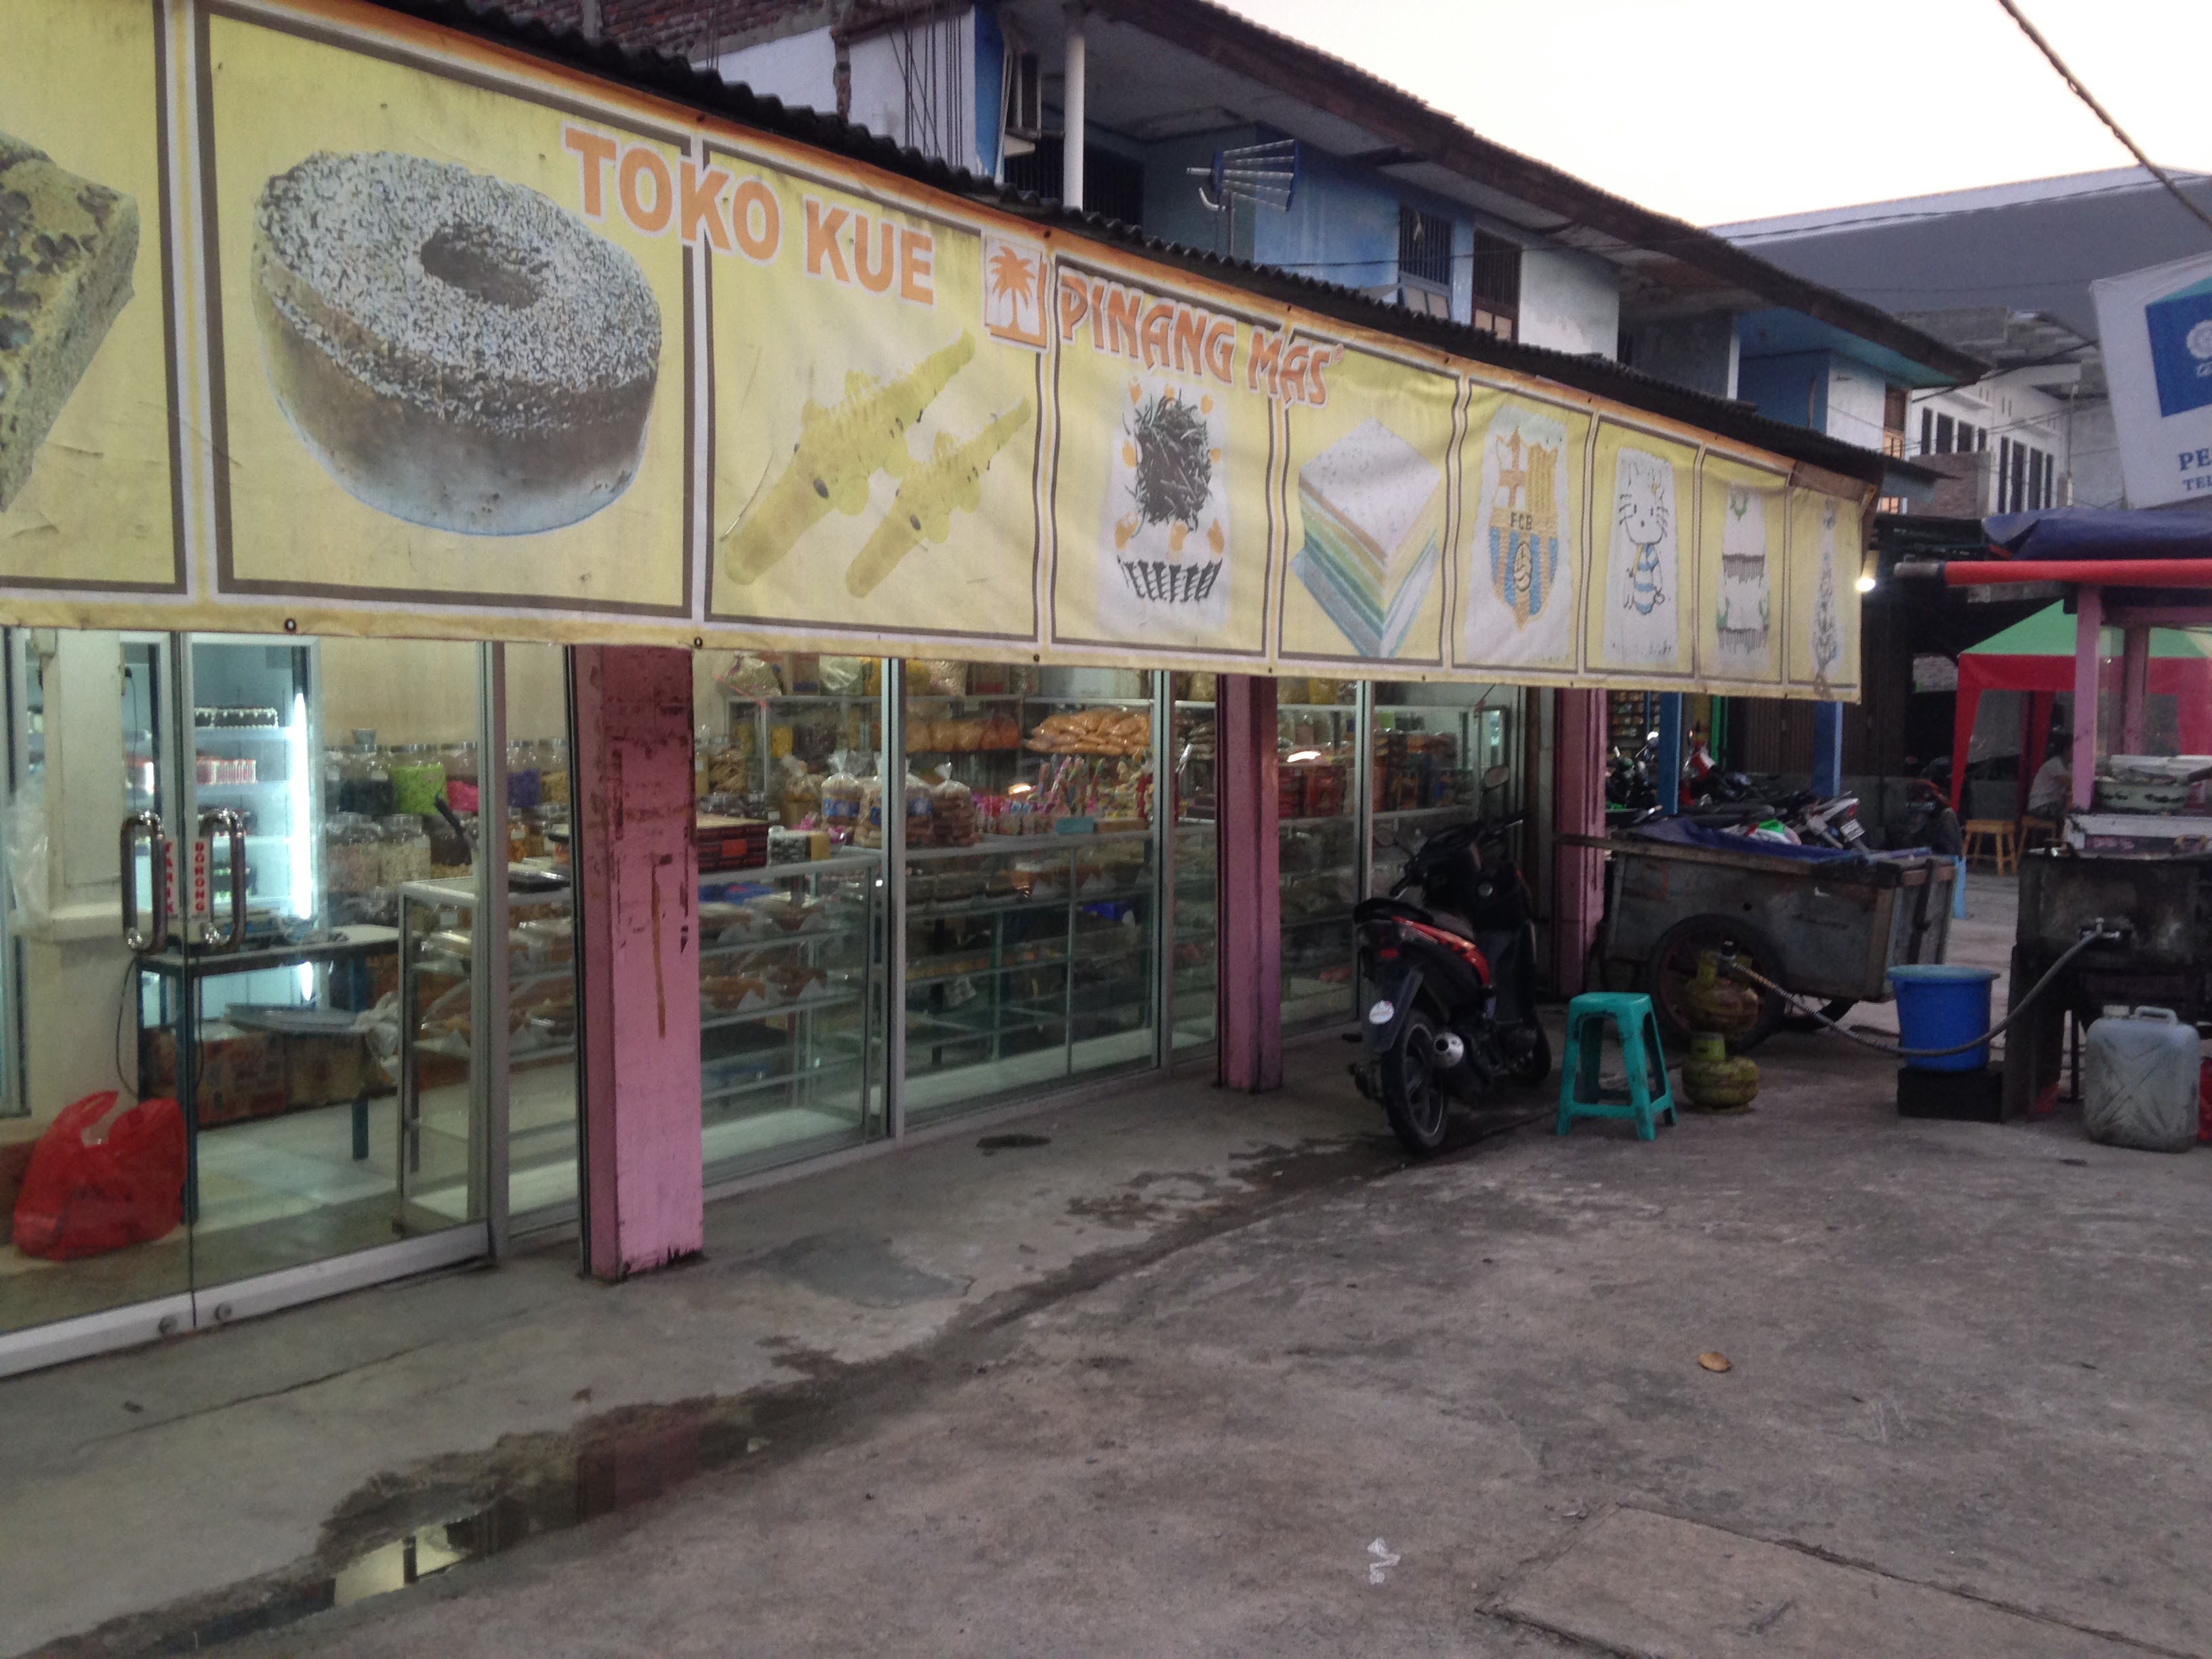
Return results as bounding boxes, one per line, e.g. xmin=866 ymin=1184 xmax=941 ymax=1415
xmin=1985 ymin=508 xmax=2212 ymax=561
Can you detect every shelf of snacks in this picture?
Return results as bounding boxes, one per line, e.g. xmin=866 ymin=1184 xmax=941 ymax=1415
xmin=693 ymin=846 xmax=883 ymax=1176
xmin=902 ymin=827 xmax=1156 ymax=1104
xmin=396 ymin=880 xmax=577 ymax=1183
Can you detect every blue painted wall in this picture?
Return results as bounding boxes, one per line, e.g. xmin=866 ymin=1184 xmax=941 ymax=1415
xmin=1736 ymin=349 xmax=1833 ymax=432
xmin=1141 ymin=126 xmax=1262 ymax=262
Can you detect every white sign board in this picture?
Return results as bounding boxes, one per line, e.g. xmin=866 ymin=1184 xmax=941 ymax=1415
xmin=2093 ymin=251 xmax=2212 ymax=508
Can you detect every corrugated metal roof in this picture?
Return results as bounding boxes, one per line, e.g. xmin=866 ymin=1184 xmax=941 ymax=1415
xmin=366 ymin=0 xmax=1938 ymax=489
xmin=1714 ymin=167 xmax=2212 ymax=346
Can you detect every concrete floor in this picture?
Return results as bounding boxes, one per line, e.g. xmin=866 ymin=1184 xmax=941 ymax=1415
xmin=10 ymin=872 xmax=2210 ymax=1658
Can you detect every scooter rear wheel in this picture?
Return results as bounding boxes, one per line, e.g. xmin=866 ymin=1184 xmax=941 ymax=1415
xmin=1505 ymin=1021 xmax=1553 ymax=1086
xmin=1382 ymin=1008 xmax=1452 ymax=1157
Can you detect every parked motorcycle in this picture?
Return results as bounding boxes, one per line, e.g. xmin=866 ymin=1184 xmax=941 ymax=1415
xmin=1349 ymin=811 xmax=1552 ymax=1156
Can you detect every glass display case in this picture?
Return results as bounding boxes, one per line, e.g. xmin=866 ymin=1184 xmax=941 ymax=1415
xmin=1277 ymin=678 xmax=1361 ymax=1033
xmin=898 ymin=663 xmax=1159 ymax=1118
xmin=1370 ymin=682 xmax=1521 ymax=896
xmin=697 ymin=850 xmax=884 ymax=1176
xmin=1168 ymin=673 xmax=1218 ymax=1051
xmin=396 ymin=876 xmax=573 ymax=1227
xmin=695 ymin=650 xmax=888 ymax=1179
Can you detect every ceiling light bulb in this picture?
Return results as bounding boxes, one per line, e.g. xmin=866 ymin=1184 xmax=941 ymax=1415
xmin=1855 ymin=573 xmax=1878 ymax=593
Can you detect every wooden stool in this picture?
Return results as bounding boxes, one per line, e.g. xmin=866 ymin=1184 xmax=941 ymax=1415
xmin=2019 ymin=815 xmax=2061 ymax=854
xmin=1961 ymin=819 xmax=2016 ymax=874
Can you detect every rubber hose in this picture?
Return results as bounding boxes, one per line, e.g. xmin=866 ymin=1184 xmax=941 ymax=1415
xmin=1722 ymin=928 xmax=2120 ymax=1059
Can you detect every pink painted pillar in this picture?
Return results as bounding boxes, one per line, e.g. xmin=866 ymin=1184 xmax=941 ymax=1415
xmin=2072 ymin=589 xmax=2102 ymax=812
xmin=1551 ymin=689 xmax=1605 ymax=998
xmin=1216 ymin=674 xmax=1281 ymax=1092
xmin=573 ymin=645 xmax=703 ymax=1280
xmin=2119 ymin=624 xmax=2150 ymax=757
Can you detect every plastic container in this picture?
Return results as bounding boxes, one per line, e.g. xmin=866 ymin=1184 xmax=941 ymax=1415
xmin=1887 ymin=964 xmax=1999 ymax=1073
xmin=2083 ymin=1006 xmax=2200 ymax=1151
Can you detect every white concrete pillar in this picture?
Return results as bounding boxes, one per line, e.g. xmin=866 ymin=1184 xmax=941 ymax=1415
xmin=1061 ymin=3 xmax=1086 ymax=210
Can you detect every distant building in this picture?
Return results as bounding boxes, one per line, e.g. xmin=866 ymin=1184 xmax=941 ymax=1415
xmin=497 ymin=0 xmax=1972 ymax=436
xmin=1714 ymin=167 xmax=2212 ymax=514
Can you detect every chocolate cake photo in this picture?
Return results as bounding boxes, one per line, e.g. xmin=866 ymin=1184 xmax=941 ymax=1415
xmin=0 ymin=132 xmax=139 ymax=512
xmin=250 ymin=151 xmax=661 ymax=535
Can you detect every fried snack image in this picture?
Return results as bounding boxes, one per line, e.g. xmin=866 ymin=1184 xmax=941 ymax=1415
xmin=0 ymin=134 xmax=138 ymax=512
xmin=722 ymin=332 xmax=977 ymax=584
xmin=845 ymin=398 xmax=1033 ymax=598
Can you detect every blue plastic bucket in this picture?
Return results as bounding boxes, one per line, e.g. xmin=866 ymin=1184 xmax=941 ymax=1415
xmin=1887 ymin=964 xmax=2000 ymax=1072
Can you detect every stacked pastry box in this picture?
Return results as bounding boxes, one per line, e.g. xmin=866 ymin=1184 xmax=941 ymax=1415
xmin=1372 ymin=731 xmax=1460 ymax=812
xmin=1277 ymin=756 xmax=1346 ymax=819
xmin=696 ymin=814 xmax=771 ymax=872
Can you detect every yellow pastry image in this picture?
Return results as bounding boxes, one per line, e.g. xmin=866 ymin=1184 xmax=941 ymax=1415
xmin=846 ymin=399 xmax=1033 ymax=597
xmin=0 ymin=132 xmax=138 ymax=512
xmin=723 ymin=332 xmax=977 ymax=585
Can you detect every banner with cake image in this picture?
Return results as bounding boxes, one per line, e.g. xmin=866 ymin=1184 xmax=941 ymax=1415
xmin=1692 ymin=452 xmax=1788 ymax=685
xmin=1048 ymin=260 xmax=1279 ymax=659
xmin=1585 ymin=419 xmax=1698 ymax=678
xmin=1455 ymin=384 xmax=1591 ymax=677
xmin=199 ymin=9 xmax=693 ymax=613
xmin=1785 ymin=485 xmax=1863 ymax=696
xmin=705 ymin=157 xmax=1041 ymax=641
xmin=0 ymin=0 xmax=179 ymax=593
xmin=1276 ymin=338 xmax=1457 ymax=668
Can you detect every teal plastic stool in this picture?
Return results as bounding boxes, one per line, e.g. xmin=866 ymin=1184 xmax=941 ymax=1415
xmin=1556 ymin=992 xmax=1677 ymax=1140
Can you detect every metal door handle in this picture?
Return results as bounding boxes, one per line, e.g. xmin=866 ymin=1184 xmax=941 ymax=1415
xmin=119 ymin=811 xmax=165 ymax=954
xmin=199 ymin=808 xmax=247 ymax=949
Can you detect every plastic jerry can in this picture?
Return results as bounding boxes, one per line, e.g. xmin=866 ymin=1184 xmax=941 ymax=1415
xmin=2083 ymin=1006 xmax=2201 ymax=1153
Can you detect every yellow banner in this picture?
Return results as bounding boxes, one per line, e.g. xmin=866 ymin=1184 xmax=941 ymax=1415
xmin=0 ymin=0 xmax=1869 ymax=697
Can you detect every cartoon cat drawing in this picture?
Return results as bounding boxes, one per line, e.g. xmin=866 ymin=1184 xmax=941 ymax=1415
xmin=1603 ymin=447 xmax=1679 ymax=665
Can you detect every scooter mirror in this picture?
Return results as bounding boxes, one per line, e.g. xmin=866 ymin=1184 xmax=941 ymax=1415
xmin=1481 ymin=764 xmax=1512 ymax=790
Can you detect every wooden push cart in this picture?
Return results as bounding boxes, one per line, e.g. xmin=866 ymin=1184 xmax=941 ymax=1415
xmin=1570 ymin=834 xmax=1956 ymax=1051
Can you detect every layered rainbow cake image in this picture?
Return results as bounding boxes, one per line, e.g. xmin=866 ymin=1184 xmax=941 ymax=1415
xmin=1291 ymin=418 xmax=1444 ymax=657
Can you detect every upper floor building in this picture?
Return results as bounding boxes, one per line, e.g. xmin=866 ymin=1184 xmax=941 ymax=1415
xmin=495 ymin=0 xmax=1976 ymax=468
xmin=1714 ymin=166 xmax=2212 ymax=514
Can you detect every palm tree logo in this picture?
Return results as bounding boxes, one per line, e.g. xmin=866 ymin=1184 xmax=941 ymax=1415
xmin=983 ymin=237 xmax=1046 ymax=347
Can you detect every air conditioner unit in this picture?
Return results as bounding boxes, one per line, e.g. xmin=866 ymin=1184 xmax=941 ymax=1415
xmin=1006 ymin=52 xmax=1042 ymax=138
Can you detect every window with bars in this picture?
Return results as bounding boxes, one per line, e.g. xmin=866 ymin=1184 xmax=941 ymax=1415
xmin=1397 ymin=205 xmax=1453 ymax=291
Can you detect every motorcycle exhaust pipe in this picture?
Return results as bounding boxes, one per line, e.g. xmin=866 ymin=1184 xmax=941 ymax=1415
xmin=1431 ymin=1031 xmax=1466 ymax=1067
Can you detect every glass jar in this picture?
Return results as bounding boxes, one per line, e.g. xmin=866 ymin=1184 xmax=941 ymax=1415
xmin=441 ymin=742 xmax=480 ymax=813
xmin=337 ymin=741 xmax=394 ymax=817
xmin=323 ymin=814 xmax=381 ymax=897
xmin=508 ymin=739 xmax=544 ymax=810
xmin=376 ymin=813 xmax=432 ymax=888
xmin=428 ymin=815 xmax=473 ymax=877
xmin=389 ymin=744 xmax=447 ymax=817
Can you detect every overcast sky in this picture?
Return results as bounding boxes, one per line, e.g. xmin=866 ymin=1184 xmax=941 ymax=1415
xmin=1213 ymin=0 xmax=2210 ymax=227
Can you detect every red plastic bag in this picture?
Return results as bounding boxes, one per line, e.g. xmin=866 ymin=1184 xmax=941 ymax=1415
xmin=12 ymin=1092 xmax=186 ymax=1261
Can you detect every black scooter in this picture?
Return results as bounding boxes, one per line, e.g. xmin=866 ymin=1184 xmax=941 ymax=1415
xmin=1349 ymin=815 xmax=1552 ymax=1156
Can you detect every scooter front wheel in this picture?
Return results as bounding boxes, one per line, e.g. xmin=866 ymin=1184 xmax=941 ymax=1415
xmin=1381 ymin=1008 xmax=1452 ymax=1157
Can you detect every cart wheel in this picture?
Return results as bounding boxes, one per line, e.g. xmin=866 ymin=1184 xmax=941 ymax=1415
xmin=1782 ymin=999 xmax=1856 ymax=1034
xmin=1643 ymin=916 xmax=1786 ymax=1054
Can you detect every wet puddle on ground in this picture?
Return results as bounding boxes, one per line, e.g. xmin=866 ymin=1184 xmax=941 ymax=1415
xmin=64 ymin=1124 xmax=1497 ymax=1656
xmin=96 ymin=1395 xmax=794 ymax=1657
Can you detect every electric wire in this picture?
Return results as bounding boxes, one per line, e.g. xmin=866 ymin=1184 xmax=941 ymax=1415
xmin=1992 ymin=0 xmax=2212 ymax=242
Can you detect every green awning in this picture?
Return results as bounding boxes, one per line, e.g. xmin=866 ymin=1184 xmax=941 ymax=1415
xmin=1963 ymin=602 xmax=2212 ymax=660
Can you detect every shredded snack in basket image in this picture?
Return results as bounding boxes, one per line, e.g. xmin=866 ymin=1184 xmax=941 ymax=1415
xmin=1101 ymin=375 xmax=1231 ymax=627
